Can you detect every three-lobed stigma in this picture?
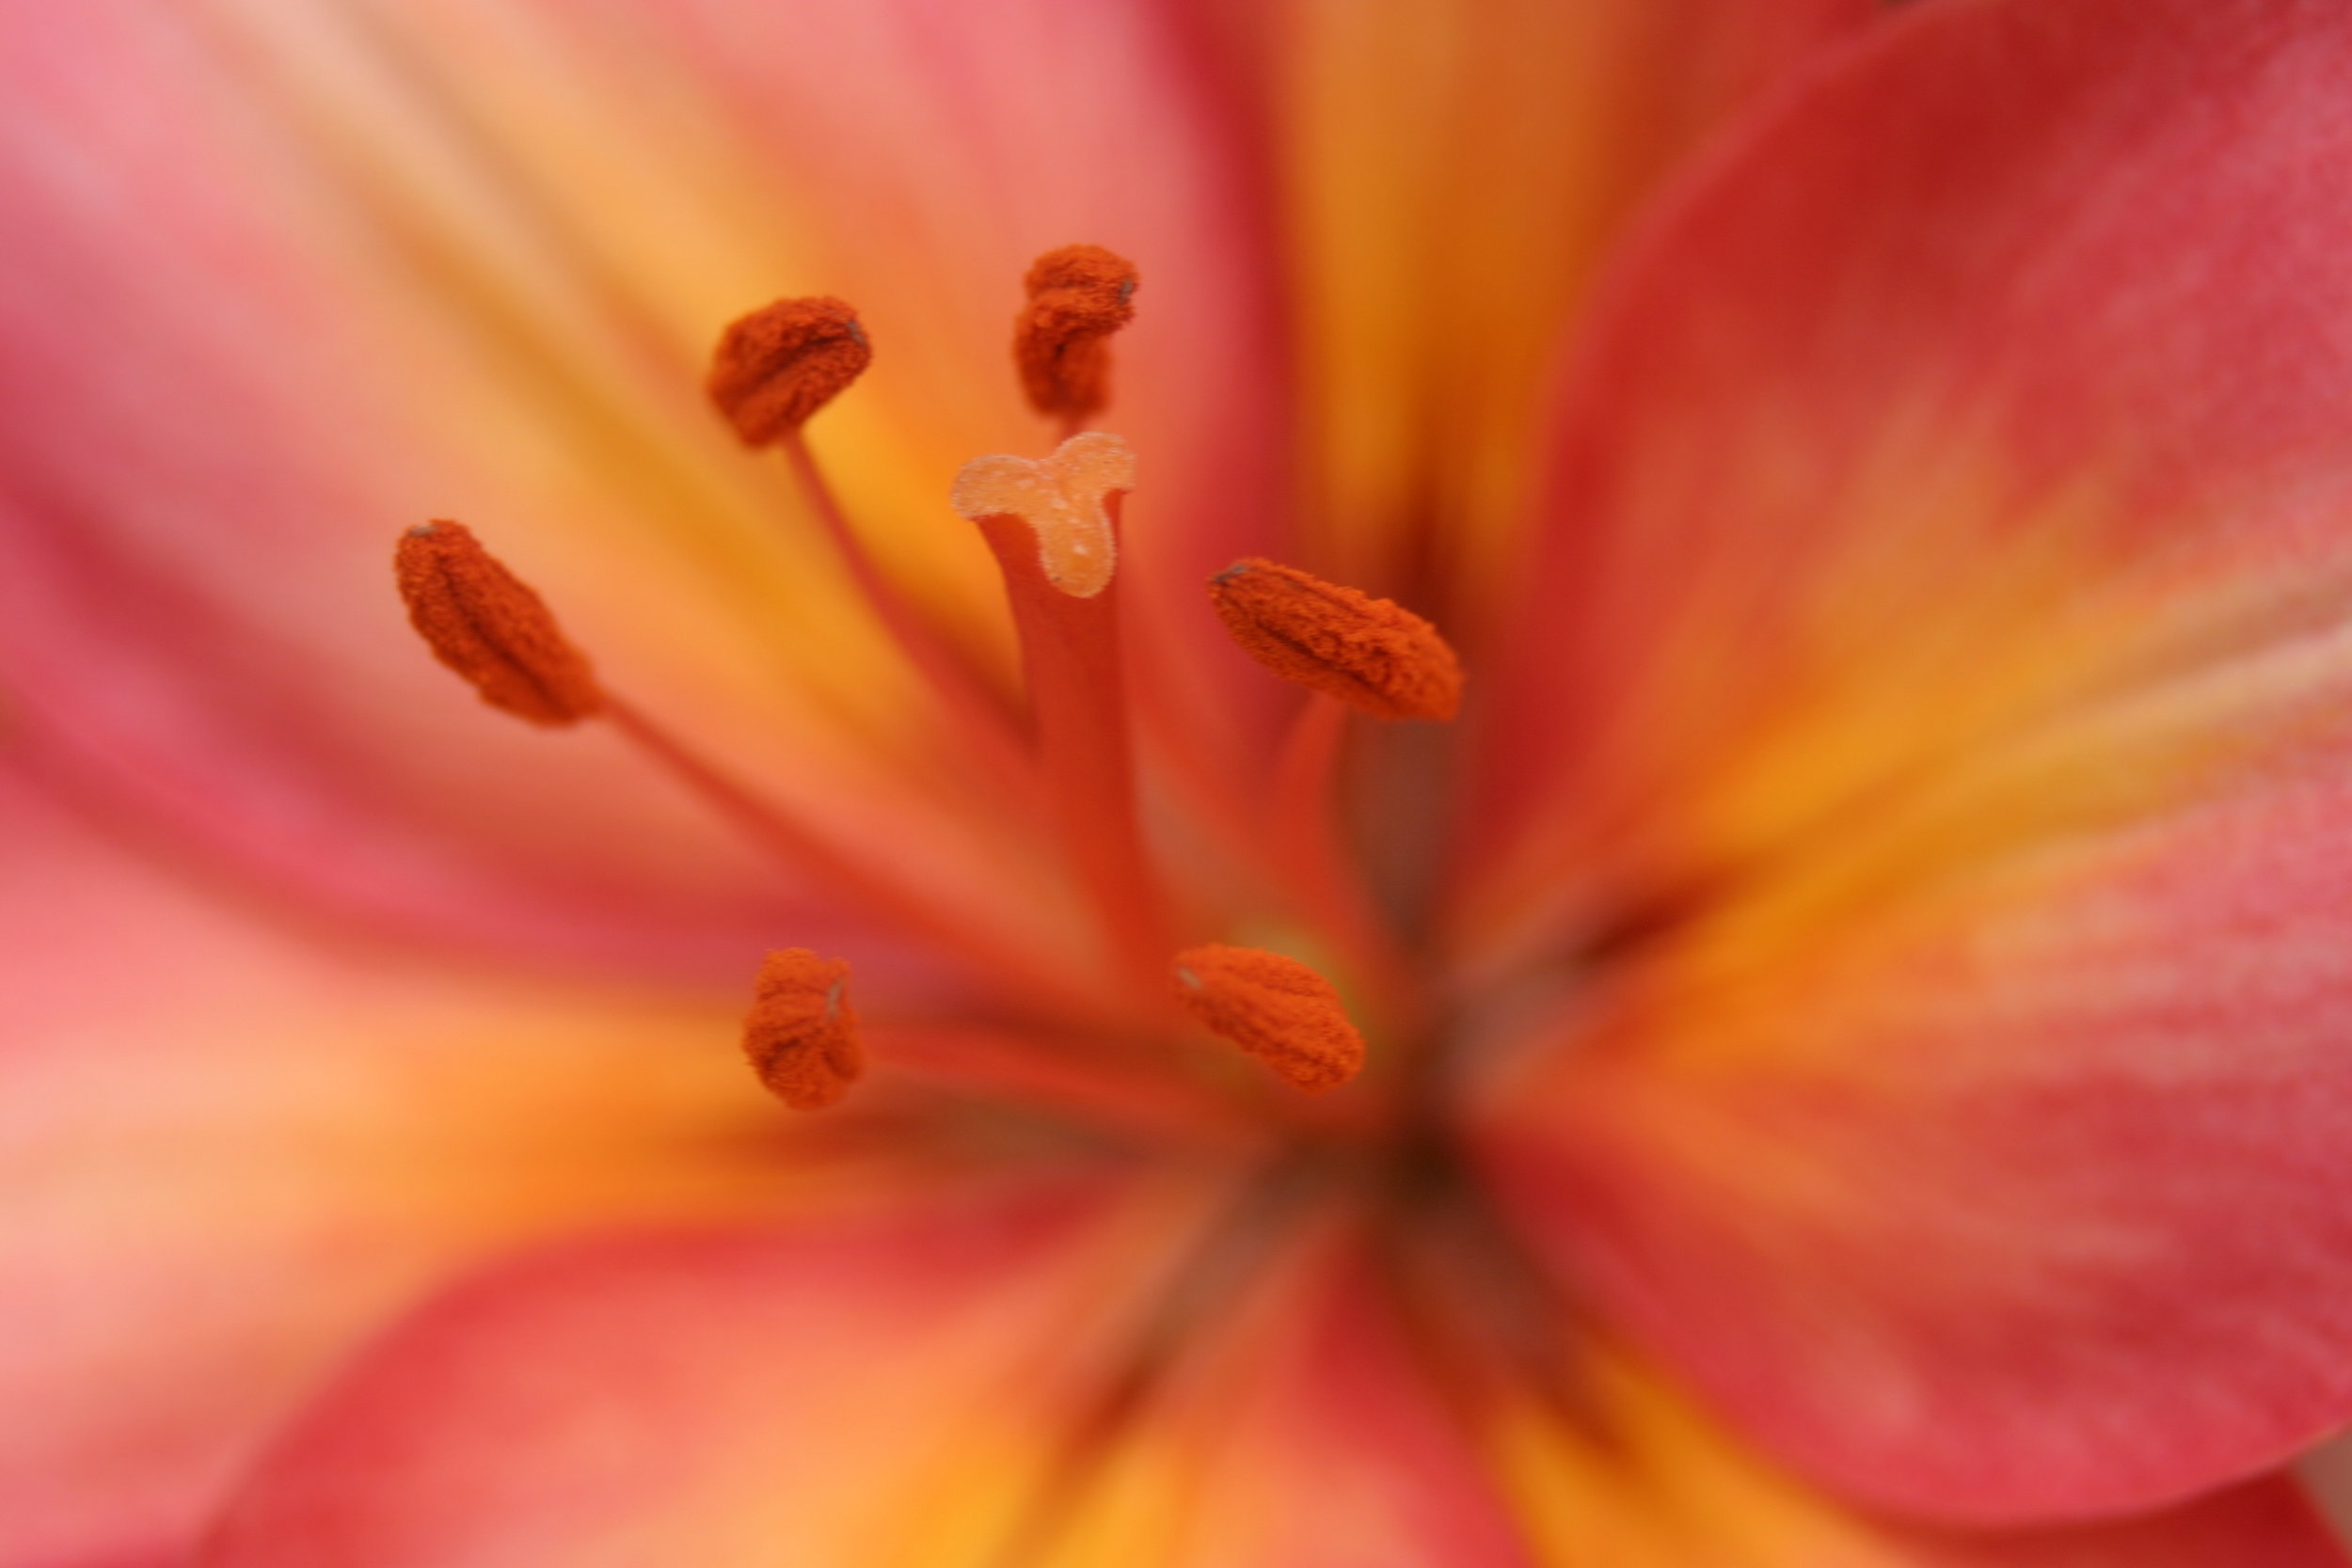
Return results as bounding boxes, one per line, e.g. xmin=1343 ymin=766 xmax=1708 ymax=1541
xmin=949 ymin=432 xmax=1136 ymax=599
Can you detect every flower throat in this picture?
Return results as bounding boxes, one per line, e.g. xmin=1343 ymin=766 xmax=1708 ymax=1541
xmin=393 ymin=245 xmax=1463 ymax=1125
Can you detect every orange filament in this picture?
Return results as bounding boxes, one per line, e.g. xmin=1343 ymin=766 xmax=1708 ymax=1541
xmin=951 ymin=433 xmax=1135 ymax=598
xmin=707 ymin=296 xmax=872 ymax=446
xmin=1208 ymin=559 xmax=1463 ymax=721
xmin=1015 ymin=245 xmax=1137 ymax=423
xmin=741 ymin=948 xmax=865 ymax=1110
xmin=1172 ymin=943 xmax=1366 ymax=1093
xmin=392 ymin=514 xmax=1100 ymax=1017
xmin=395 ymin=521 xmax=603 ymax=725
xmin=1264 ymin=690 xmax=1422 ymax=1027
xmin=775 ymin=432 xmax=1036 ymax=789
xmin=601 ymin=697 xmax=1104 ymax=1020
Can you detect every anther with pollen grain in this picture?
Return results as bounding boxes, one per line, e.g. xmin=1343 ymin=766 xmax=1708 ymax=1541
xmin=1207 ymin=559 xmax=1463 ymax=721
xmin=707 ymin=296 xmax=872 ymax=447
xmin=1172 ymin=943 xmax=1366 ymax=1094
xmin=1015 ymin=244 xmax=1137 ymax=424
xmin=742 ymin=948 xmax=866 ymax=1111
xmin=394 ymin=521 xmax=603 ymax=725
xmin=392 ymin=523 xmax=1090 ymax=1017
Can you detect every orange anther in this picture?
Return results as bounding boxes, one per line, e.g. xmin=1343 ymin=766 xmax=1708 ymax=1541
xmin=707 ymin=296 xmax=872 ymax=446
xmin=1171 ymin=943 xmax=1365 ymax=1094
xmin=741 ymin=948 xmax=865 ymax=1111
xmin=950 ymin=432 xmax=1136 ymax=599
xmin=394 ymin=521 xmax=602 ymax=726
xmin=1207 ymin=559 xmax=1463 ymax=721
xmin=1015 ymin=244 xmax=1137 ymax=421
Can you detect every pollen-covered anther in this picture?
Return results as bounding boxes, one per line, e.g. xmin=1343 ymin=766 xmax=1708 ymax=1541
xmin=741 ymin=948 xmax=866 ymax=1111
xmin=1207 ymin=559 xmax=1463 ymax=721
xmin=394 ymin=521 xmax=603 ymax=726
xmin=950 ymin=432 xmax=1136 ymax=598
xmin=1171 ymin=943 xmax=1366 ymax=1094
xmin=1015 ymin=244 xmax=1137 ymax=421
xmin=707 ymin=295 xmax=872 ymax=446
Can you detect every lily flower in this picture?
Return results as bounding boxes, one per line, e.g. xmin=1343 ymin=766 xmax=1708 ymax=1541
xmin=12 ymin=0 xmax=2352 ymax=1562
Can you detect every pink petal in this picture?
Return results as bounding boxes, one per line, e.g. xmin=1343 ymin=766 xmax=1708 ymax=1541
xmin=200 ymin=1169 xmax=2352 ymax=1565
xmin=1465 ymin=0 xmax=2352 ymax=945
xmin=1192 ymin=0 xmax=1877 ymax=615
xmin=199 ymin=1177 xmax=1268 ymax=1567
xmin=1043 ymin=1220 xmax=1536 ymax=1567
xmin=1480 ymin=764 xmax=2352 ymax=1519
xmin=0 ymin=0 xmax=1280 ymax=980
xmin=1483 ymin=1354 xmax=2344 ymax=1566
xmin=0 ymin=768 xmax=825 ymax=1568
xmin=1469 ymin=0 xmax=2352 ymax=1519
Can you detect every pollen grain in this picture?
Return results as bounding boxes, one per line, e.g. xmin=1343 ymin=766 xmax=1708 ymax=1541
xmin=742 ymin=948 xmax=866 ymax=1111
xmin=1015 ymin=244 xmax=1137 ymax=421
xmin=1172 ymin=943 xmax=1365 ymax=1094
xmin=707 ymin=296 xmax=872 ymax=446
xmin=1208 ymin=559 xmax=1463 ymax=721
xmin=394 ymin=521 xmax=603 ymax=726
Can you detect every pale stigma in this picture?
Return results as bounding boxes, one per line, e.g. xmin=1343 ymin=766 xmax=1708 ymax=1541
xmin=949 ymin=431 xmax=1136 ymax=598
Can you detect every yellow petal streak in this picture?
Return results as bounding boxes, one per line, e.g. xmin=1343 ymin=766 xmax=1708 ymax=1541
xmin=1490 ymin=1358 xmax=1913 ymax=1567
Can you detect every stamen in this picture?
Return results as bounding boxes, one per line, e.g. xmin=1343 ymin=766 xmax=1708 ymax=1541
xmin=394 ymin=521 xmax=603 ymax=725
xmin=1171 ymin=943 xmax=1366 ymax=1094
xmin=600 ymin=696 xmax=1099 ymax=1018
xmin=1015 ymin=245 xmax=1138 ymax=428
xmin=1207 ymin=559 xmax=1464 ymax=721
xmin=741 ymin=948 xmax=864 ymax=1110
xmin=707 ymin=296 xmax=872 ymax=446
xmin=951 ymin=432 xmax=1134 ymax=599
xmin=953 ymin=433 xmax=1168 ymax=990
xmin=392 ymin=524 xmax=1098 ymax=1017
xmin=1265 ymin=690 xmax=1422 ymax=1028
xmin=698 ymin=301 xmax=1036 ymax=808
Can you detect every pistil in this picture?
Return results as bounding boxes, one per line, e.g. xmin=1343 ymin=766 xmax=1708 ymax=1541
xmin=952 ymin=434 xmax=1171 ymax=994
xmin=397 ymin=245 xmax=1464 ymax=1125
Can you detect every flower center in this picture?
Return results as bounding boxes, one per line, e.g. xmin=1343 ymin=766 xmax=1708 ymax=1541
xmin=392 ymin=245 xmax=1473 ymax=1148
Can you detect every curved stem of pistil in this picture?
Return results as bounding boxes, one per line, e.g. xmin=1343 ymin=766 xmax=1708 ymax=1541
xmin=972 ymin=497 xmax=1173 ymax=997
